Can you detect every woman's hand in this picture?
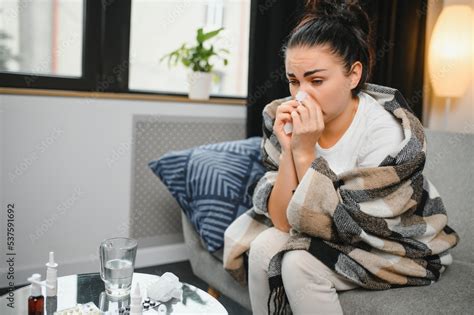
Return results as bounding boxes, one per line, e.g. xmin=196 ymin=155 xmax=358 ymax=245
xmin=273 ymin=101 xmax=299 ymax=153
xmin=290 ymin=95 xmax=325 ymax=158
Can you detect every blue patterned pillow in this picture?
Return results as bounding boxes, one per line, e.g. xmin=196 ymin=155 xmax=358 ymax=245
xmin=149 ymin=137 xmax=266 ymax=252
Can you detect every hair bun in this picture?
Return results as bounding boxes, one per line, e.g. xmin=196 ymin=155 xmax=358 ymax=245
xmin=345 ymin=2 xmax=370 ymax=36
xmin=305 ymin=0 xmax=340 ymax=17
xmin=304 ymin=0 xmax=370 ymax=36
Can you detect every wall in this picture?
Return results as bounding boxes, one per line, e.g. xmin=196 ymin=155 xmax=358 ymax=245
xmin=0 ymin=93 xmax=245 ymax=287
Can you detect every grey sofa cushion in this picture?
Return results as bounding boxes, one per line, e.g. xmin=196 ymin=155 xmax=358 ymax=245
xmin=423 ymin=130 xmax=473 ymax=263
xmin=181 ymin=211 xmax=252 ymax=309
xmin=211 ymin=248 xmax=224 ymax=262
xmin=339 ymin=260 xmax=474 ymax=314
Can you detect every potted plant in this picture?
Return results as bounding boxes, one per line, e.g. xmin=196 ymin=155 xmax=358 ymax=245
xmin=160 ymin=27 xmax=229 ymax=100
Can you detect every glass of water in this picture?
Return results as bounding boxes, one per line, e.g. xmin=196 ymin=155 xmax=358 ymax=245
xmin=99 ymin=237 xmax=138 ymax=297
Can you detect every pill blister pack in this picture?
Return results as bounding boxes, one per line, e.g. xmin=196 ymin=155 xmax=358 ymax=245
xmin=117 ymin=297 xmax=167 ymax=314
xmin=53 ymin=302 xmax=101 ymax=315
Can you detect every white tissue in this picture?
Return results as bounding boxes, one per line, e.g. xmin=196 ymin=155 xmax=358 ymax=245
xmin=283 ymin=90 xmax=308 ymax=135
xmin=296 ymin=90 xmax=308 ymax=103
xmin=283 ymin=122 xmax=293 ymax=135
xmin=147 ymin=272 xmax=183 ymax=303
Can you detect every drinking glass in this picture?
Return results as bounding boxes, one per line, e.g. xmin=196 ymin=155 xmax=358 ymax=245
xmin=99 ymin=237 xmax=138 ymax=297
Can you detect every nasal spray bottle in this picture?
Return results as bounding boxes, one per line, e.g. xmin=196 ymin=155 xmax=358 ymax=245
xmin=45 ymin=252 xmax=58 ymax=314
xmin=129 ymin=282 xmax=143 ymax=315
xmin=45 ymin=252 xmax=58 ymax=296
xmin=27 ymin=274 xmax=53 ymax=315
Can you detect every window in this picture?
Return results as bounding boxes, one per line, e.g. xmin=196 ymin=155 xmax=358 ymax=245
xmin=0 ymin=0 xmax=100 ymax=90
xmin=129 ymin=0 xmax=251 ymax=97
xmin=0 ymin=0 xmax=250 ymax=98
xmin=0 ymin=0 xmax=84 ymax=77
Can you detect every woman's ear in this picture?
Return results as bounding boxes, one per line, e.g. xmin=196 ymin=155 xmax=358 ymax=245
xmin=349 ymin=61 xmax=363 ymax=90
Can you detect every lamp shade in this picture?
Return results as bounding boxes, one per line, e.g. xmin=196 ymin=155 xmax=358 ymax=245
xmin=428 ymin=5 xmax=473 ymax=98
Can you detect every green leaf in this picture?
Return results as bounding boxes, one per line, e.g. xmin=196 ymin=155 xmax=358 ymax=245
xmin=201 ymin=27 xmax=224 ymax=42
xmin=182 ymin=59 xmax=191 ymax=67
xmin=196 ymin=28 xmax=204 ymax=43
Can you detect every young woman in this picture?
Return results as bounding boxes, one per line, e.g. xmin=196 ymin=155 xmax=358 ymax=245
xmin=244 ymin=1 xmax=456 ymax=314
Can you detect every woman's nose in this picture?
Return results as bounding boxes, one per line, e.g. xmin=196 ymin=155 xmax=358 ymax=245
xmin=297 ymin=83 xmax=311 ymax=93
xmin=296 ymin=86 xmax=311 ymax=98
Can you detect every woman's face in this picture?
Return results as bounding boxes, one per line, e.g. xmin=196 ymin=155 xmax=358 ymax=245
xmin=285 ymin=44 xmax=362 ymax=124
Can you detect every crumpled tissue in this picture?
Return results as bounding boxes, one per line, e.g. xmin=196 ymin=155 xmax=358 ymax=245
xmin=147 ymin=272 xmax=183 ymax=302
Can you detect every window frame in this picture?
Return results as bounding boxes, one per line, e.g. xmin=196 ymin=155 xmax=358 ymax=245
xmin=0 ymin=0 xmax=101 ymax=91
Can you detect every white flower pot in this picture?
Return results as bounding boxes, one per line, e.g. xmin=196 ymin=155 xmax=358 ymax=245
xmin=187 ymin=71 xmax=212 ymax=100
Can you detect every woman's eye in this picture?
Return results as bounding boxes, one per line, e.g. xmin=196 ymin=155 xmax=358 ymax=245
xmin=288 ymin=80 xmax=299 ymax=86
xmin=312 ymin=80 xmax=323 ymax=85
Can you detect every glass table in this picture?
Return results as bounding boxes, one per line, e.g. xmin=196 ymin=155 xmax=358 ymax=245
xmin=0 ymin=272 xmax=228 ymax=314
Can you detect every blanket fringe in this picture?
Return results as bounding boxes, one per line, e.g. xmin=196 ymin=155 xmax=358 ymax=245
xmin=268 ymin=285 xmax=290 ymax=315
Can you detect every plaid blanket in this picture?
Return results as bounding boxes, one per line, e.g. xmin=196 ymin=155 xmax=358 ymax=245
xmin=223 ymin=83 xmax=459 ymax=314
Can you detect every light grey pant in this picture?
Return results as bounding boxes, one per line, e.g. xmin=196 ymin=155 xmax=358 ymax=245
xmin=248 ymin=227 xmax=358 ymax=315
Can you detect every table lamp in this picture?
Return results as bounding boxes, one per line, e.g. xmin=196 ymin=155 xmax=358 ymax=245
xmin=428 ymin=5 xmax=473 ymax=129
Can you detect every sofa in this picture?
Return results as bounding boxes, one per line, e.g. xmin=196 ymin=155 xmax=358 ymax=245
xmin=181 ymin=129 xmax=474 ymax=313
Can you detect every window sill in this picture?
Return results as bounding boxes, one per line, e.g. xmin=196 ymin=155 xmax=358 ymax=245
xmin=0 ymin=87 xmax=247 ymax=106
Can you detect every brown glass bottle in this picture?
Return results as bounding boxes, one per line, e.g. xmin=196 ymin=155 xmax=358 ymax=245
xmin=28 ymin=295 xmax=44 ymax=315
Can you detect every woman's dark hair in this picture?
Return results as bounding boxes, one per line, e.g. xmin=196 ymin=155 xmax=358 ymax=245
xmin=284 ymin=0 xmax=374 ymax=97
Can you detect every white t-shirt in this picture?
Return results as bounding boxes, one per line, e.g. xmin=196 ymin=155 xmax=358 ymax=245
xmin=315 ymin=91 xmax=404 ymax=175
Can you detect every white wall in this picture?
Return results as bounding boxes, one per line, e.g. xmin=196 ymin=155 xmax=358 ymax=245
xmin=0 ymin=94 xmax=245 ymax=287
xmin=424 ymin=0 xmax=474 ymax=133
